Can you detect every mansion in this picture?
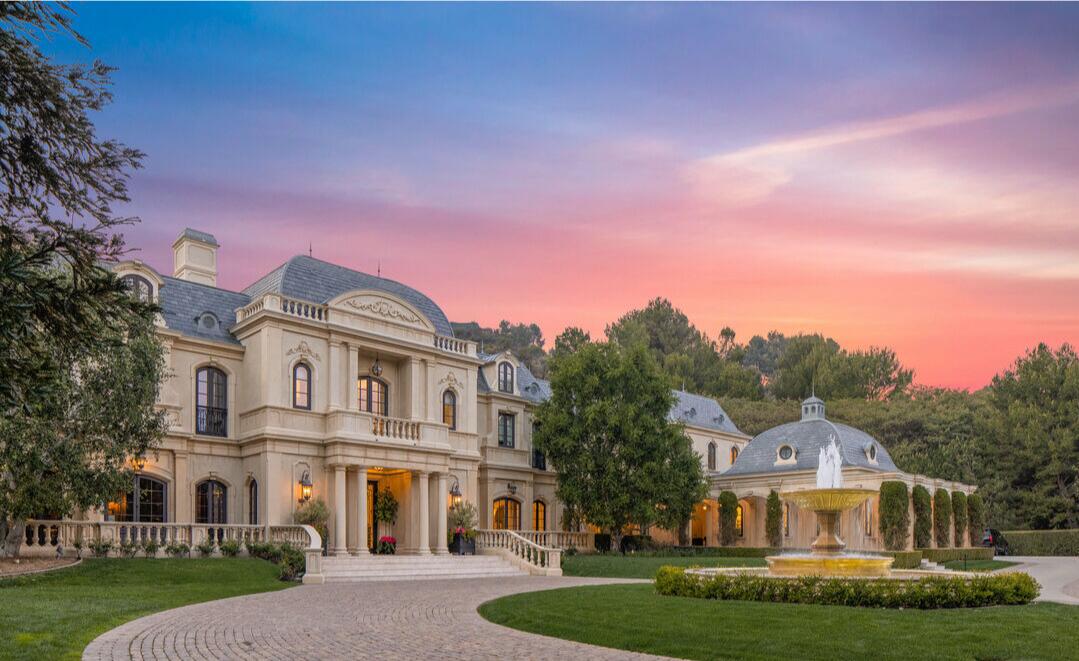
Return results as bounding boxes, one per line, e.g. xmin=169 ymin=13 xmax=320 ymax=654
xmin=99 ymin=228 xmax=974 ymax=555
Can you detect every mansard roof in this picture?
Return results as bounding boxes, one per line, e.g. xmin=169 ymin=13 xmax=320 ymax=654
xmin=242 ymin=255 xmax=454 ymax=336
xmin=159 ymin=276 xmax=249 ymax=345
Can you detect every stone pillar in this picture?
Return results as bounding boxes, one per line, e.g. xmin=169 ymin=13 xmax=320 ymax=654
xmin=347 ymin=344 xmax=359 ymax=410
xmin=174 ymin=451 xmax=190 ymax=522
xmin=329 ymin=341 xmax=344 ymax=410
xmin=417 ymin=471 xmax=431 ymax=555
xmin=705 ymin=501 xmax=715 ymax=547
xmin=435 ymin=473 xmax=449 ymax=555
xmin=355 ymin=467 xmax=369 ymax=555
xmin=333 ymin=465 xmax=348 ymax=556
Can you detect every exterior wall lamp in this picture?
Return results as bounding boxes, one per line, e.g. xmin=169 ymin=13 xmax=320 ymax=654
xmin=371 ymin=354 xmax=384 ymax=377
xmin=507 ymin=482 xmax=517 ymax=496
xmin=449 ymin=476 xmax=463 ymax=509
xmin=130 ymin=456 xmax=146 ymax=472
xmin=298 ymin=470 xmax=313 ymax=503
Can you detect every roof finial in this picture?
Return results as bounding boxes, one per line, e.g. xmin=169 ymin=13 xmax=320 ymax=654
xmin=308 ymin=241 xmax=313 ymax=258
xmin=377 ymin=259 xmax=381 ymax=278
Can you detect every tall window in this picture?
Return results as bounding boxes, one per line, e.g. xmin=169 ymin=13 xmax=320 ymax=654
xmin=442 ymin=390 xmax=457 ymax=430
xmin=293 ymin=363 xmax=311 ymax=410
xmin=497 ymin=362 xmax=514 ymax=393
xmin=532 ymin=449 xmax=547 ymax=470
xmin=196 ymin=480 xmax=228 ymax=524
xmin=784 ymin=503 xmax=790 ymax=537
xmin=113 ymin=475 xmax=167 ymax=522
xmin=120 ymin=274 xmax=153 ymax=302
xmin=864 ymin=502 xmax=873 ymax=537
xmin=533 ymin=501 xmax=547 ymax=531
xmin=358 ymin=376 xmax=388 ymax=415
xmin=730 ymin=446 xmax=739 ymax=465
xmin=196 ymin=367 xmax=227 ymax=437
xmin=248 ymin=480 xmax=258 ymax=525
xmin=707 ymin=442 xmax=717 ymax=470
xmin=735 ymin=504 xmax=744 ymax=537
xmin=493 ymin=497 xmax=521 ymax=530
xmin=498 ymin=412 xmax=515 ymax=448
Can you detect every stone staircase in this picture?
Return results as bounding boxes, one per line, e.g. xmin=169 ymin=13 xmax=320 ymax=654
xmin=919 ymin=558 xmax=946 ymax=572
xmin=321 ymin=553 xmax=528 ymax=583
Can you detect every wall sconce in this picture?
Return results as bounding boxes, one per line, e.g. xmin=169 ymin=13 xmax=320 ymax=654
xmin=371 ymin=354 xmax=384 ymax=377
xmin=449 ymin=476 xmax=463 ymax=509
xmin=298 ymin=470 xmax=313 ymax=503
xmin=507 ymin=482 xmax=517 ymax=496
xmin=130 ymin=456 xmax=146 ymax=472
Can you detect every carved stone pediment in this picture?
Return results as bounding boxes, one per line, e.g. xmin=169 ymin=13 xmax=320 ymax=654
xmin=287 ymin=340 xmax=321 ymax=362
xmin=439 ymin=372 xmax=466 ymax=391
xmin=336 ymin=292 xmax=433 ymax=331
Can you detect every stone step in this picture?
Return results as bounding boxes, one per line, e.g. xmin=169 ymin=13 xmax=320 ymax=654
xmin=321 ymin=554 xmax=526 ymax=582
xmin=323 ymin=557 xmax=508 ymax=566
xmin=324 ymin=570 xmax=524 ymax=583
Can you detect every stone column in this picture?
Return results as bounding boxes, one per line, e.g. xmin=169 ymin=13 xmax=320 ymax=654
xmin=329 ymin=341 xmax=343 ymax=410
xmin=333 ymin=465 xmax=348 ymax=556
xmin=347 ymin=344 xmax=359 ymax=410
xmin=435 ymin=473 xmax=449 ymax=555
xmin=417 ymin=471 xmax=431 ymax=555
xmin=355 ymin=467 xmax=370 ymax=555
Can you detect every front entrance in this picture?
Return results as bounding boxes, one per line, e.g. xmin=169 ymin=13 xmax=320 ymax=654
xmin=366 ymin=480 xmax=379 ymax=551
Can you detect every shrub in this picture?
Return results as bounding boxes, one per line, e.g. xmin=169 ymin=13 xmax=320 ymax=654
xmin=293 ymin=498 xmax=330 ymax=546
xmin=912 ymin=486 xmax=932 ymax=549
xmin=195 ymin=539 xmax=216 ymax=557
xmin=619 ymin=546 xmax=777 ymax=558
xmin=883 ymin=551 xmax=923 ymax=569
xmin=921 ymin=547 xmax=994 ymax=563
xmin=89 ymin=540 xmax=113 ymax=558
xmin=449 ymin=501 xmax=479 ymax=531
xmin=878 ymin=481 xmax=910 ymax=551
xmin=1003 ymin=530 xmax=1079 ymax=556
xmin=951 ymin=491 xmax=968 ymax=547
xmin=653 ymin=566 xmax=1040 ymax=608
xmin=374 ymin=489 xmax=399 ymax=525
xmin=141 ymin=538 xmax=160 ymax=558
xmin=594 ymin=533 xmax=612 ymax=553
xmin=967 ymin=493 xmax=986 ymax=546
xmin=934 ymin=489 xmax=952 ymax=548
xmin=619 ymin=535 xmax=658 ymax=553
xmin=219 ymin=539 xmax=242 ymax=557
xmin=165 ymin=542 xmax=190 ymax=558
xmin=375 ymin=535 xmax=397 ymax=555
xmin=119 ymin=540 xmax=139 ymax=558
xmin=765 ymin=491 xmax=782 ymax=548
xmin=718 ymin=491 xmax=738 ymax=546
xmin=277 ymin=542 xmax=305 ymax=581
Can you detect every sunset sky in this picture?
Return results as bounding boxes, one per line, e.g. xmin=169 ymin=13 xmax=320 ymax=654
xmin=49 ymin=3 xmax=1079 ymax=390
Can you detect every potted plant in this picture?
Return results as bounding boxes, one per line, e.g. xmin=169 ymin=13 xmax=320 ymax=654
xmin=448 ymin=501 xmax=478 ymax=555
xmin=375 ymin=535 xmax=397 ymax=555
xmin=293 ymin=498 xmax=330 ymax=555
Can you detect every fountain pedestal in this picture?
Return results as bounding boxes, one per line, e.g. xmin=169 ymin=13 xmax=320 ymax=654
xmin=766 ymin=488 xmax=894 ymax=577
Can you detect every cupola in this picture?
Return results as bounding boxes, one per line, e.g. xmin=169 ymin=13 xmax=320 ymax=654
xmin=172 ymin=228 xmax=219 ymax=286
xmin=801 ymin=395 xmax=825 ymax=421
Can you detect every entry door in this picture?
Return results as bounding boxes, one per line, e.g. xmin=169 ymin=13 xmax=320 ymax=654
xmin=367 ymin=481 xmax=379 ymax=551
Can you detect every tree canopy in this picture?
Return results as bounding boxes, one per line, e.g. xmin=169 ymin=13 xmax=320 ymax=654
xmin=451 ymin=320 xmax=547 ymax=377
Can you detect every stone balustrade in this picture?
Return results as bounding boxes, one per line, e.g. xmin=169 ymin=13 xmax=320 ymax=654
xmin=370 ymin=414 xmax=422 ymax=441
xmin=434 ymin=334 xmax=476 ymax=357
xmin=475 ymin=529 xmax=561 ymax=575
xmin=281 ymin=296 xmax=327 ymax=322
xmin=515 ymin=530 xmax=594 ymax=551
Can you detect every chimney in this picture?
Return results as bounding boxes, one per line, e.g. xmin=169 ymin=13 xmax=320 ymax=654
xmin=172 ymin=228 xmax=219 ymax=286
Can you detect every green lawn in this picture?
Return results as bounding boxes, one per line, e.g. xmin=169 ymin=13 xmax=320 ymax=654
xmin=0 ymin=558 xmax=289 ymax=660
xmin=562 ymin=554 xmax=766 ymax=579
xmin=942 ymin=559 xmax=1019 ymax=572
xmin=479 ymin=583 xmax=1079 ymax=661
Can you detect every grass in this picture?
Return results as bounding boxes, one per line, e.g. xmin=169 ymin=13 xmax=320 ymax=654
xmin=562 ymin=554 xmax=766 ymax=579
xmin=942 ymin=559 xmax=1019 ymax=572
xmin=479 ymin=583 xmax=1079 ymax=661
xmin=0 ymin=558 xmax=289 ymax=660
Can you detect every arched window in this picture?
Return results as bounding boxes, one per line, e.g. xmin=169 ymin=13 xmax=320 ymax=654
xmin=497 ymin=362 xmax=514 ymax=393
xmin=196 ymin=480 xmax=228 ymax=524
xmin=730 ymin=446 xmax=739 ymax=465
xmin=120 ymin=274 xmax=153 ymax=302
xmin=293 ymin=363 xmax=311 ymax=410
xmin=442 ymin=390 xmax=457 ymax=430
xmin=707 ymin=442 xmax=717 ymax=470
xmin=735 ymin=504 xmax=744 ymax=537
xmin=532 ymin=500 xmax=547 ymax=532
xmin=112 ymin=475 xmax=167 ymax=523
xmin=492 ymin=497 xmax=521 ymax=530
xmin=357 ymin=376 xmax=388 ymax=415
xmin=196 ymin=367 xmax=227 ymax=437
xmin=784 ymin=503 xmax=790 ymax=537
xmin=248 ymin=479 xmax=258 ymax=525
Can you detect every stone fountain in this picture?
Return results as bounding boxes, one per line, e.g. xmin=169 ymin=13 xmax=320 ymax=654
xmin=765 ymin=437 xmax=894 ymax=577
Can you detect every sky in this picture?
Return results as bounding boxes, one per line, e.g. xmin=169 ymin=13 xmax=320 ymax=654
xmin=44 ymin=3 xmax=1079 ymax=390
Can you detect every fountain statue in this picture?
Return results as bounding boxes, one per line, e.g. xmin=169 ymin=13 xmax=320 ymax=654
xmin=766 ymin=435 xmax=894 ymax=577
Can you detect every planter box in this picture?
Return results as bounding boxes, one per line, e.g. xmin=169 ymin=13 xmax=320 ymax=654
xmin=449 ymin=533 xmax=475 ymax=555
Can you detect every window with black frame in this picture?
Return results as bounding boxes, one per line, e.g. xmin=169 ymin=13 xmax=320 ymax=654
xmin=196 ymin=367 xmax=227 ymax=436
xmin=492 ymin=497 xmax=520 ymax=530
xmin=497 ymin=362 xmax=514 ymax=393
xmin=293 ymin=363 xmax=311 ymax=410
xmin=532 ymin=500 xmax=546 ymax=531
xmin=120 ymin=273 xmax=153 ymax=302
xmin=707 ymin=442 xmax=717 ymax=470
xmin=248 ymin=479 xmax=258 ymax=525
xmin=498 ymin=412 xmax=515 ymax=448
xmin=114 ymin=475 xmax=167 ymax=522
xmin=442 ymin=390 xmax=457 ymax=430
xmin=196 ymin=480 xmax=228 ymax=524
xmin=358 ymin=376 xmax=388 ymax=415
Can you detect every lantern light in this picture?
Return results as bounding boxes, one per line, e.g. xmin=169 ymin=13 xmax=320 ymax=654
xmin=449 ymin=477 xmax=463 ymax=509
xmin=371 ymin=354 xmax=383 ymax=378
xmin=298 ymin=470 xmax=313 ymax=503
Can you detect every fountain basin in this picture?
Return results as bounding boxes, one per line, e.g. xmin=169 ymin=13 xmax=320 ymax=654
xmin=781 ymin=487 xmax=879 ymax=512
xmin=766 ymin=554 xmax=894 ymax=577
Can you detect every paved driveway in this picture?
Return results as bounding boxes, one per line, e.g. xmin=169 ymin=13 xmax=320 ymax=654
xmin=1003 ymin=556 xmax=1079 ymax=605
xmin=84 ymin=576 xmax=663 ymax=660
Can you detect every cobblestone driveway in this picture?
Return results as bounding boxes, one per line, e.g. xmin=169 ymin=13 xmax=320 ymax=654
xmin=84 ymin=576 xmax=663 ymax=660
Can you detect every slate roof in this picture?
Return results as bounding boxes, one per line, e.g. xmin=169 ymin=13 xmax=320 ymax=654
xmin=176 ymin=228 xmax=219 ymax=246
xmin=724 ymin=402 xmax=898 ymax=477
xmin=158 ymin=276 xmax=249 ymax=345
xmin=242 ymin=255 xmax=454 ymax=336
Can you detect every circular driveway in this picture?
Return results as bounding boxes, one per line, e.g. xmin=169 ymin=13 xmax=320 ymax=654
xmin=84 ymin=576 xmax=664 ymax=660
xmin=1003 ymin=556 xmax=1079 ymax=605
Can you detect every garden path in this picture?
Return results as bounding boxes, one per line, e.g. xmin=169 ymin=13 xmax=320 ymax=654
xmin=1003 ymin=556 xmax=1079 ymax=605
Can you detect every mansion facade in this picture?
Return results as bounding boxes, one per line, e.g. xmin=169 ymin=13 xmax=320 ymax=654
xmin=102 ymin=228 xmax=974 ymax=555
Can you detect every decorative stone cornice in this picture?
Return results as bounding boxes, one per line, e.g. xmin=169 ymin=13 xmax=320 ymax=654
xmin=287 ymin=340 xmax=321 ymax=362
xmin=345 ymin=298 xmax=421 ymax=324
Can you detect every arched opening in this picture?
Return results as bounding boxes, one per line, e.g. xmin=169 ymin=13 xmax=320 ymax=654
xmin=196 ymin=366 xmax=228 ymax=437
xmin=248 ymin=479 xmax=259 ymax=525
xmin=120 ymin=274 xmax=153 ymax=302
xmin=730 ymin=446 xmax=739 ymax=465
xmin=357 ymin=376 xmax=388 ymax=415
xmin=293 ymin=363 xmax=311 ymax=410
xmin=497 ymin=362 xmax=514 ymax=393
xmin=442 ymin=390 xmax=457 ymax=430
xmin=735 ymin=504 xmax=744 ymax=537
xmin=196 ymin=479 xmax=228 ymax=524
xmin=532 ymin=500 xmax=547 ymax=531
xmin=111 ymin=474 xmax=167 ymax=523
xmin=492 ymin=497 xmax=521 ymax=530
xmin=707 ymin=442 xmax=717 ymax=470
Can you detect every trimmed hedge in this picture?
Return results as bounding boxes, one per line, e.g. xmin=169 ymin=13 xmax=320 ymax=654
xmin=951 ymin=491 xmax=968 ymax=549
xmin=878 ymin=481 xmax=910 ymax=551
xmin=765 ymin=491 xmax=782 ymax=548
xmin=919 ymin=547 xmax=994 ymax=563
xmin=933 ymin=489 xmax=952 ymax=548
xmin=654 ymin=566 xmax=1039 ymax=609
xmin=1003 ymin=530 xmax=1079 ymax=556
xmin=718 ymin=491 xmax=738 ymax=546
xmin=883 ymin=551 xmax=923 ymax=569
xmin=624 ymin=546 xmax=778 ymax=558
xmin=967 ymin=493 xmax=986 ymax=546
xmin=912 ymin=486 xmax=932 ymax=549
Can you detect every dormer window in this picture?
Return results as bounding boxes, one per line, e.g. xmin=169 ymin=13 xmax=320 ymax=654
xmin=865 ymin=443 xmax=878 ymax=462
xmin=707 ymin=442 xmax=717 ymax=470
xmin=498 ymin=362 xmax=514 ymax=393
xmin=121 ymin=274 xmax=153 ymax=302
xmin=197 ymin=312 xmax=219 ymax=331
xmin=779 ymin=445 xmax=794 ymax=461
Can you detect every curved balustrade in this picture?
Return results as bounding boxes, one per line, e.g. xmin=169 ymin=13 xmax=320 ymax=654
xmin=370 ymin=414 xmax=421 ymax=441
xmin=281 ymin=297 xmax=327 ymax=321
xmin=515 ymin=530 xmax=593 ymax=551
xmin=476 ymin=529 xmax=562 ymax=576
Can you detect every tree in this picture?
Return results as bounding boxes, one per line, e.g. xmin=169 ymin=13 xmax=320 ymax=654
xmin=718 ymin=491 xmax=738 ymax=546
xmin=912 ymin=485 xmax=932 ymax=549
xmin=769 ymin=334 xmax=912 ymax=401
xmin=878 ymin=481 xmax=911 ymax=551
xmin=933 ymin=488 xmax=952 ymax=548
xmin=951 ymin=491 xmax=968 ymax=548
xmin=0 ymin=4 xmax=166 ymax=556
xmin=550 ymin=326 xmax=591 ymax=362
xmin=451 ymin=320 xmax=547 ymax=377
xmin=967 ymin=493 xmax=986 ymax=546
xmin=765 ymin=490 xmax=782 ymax=547
xmin=743 ymin=331 xmax=789 ymax=381
xmin=533 ymin=341 xmax=706 ymax=542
